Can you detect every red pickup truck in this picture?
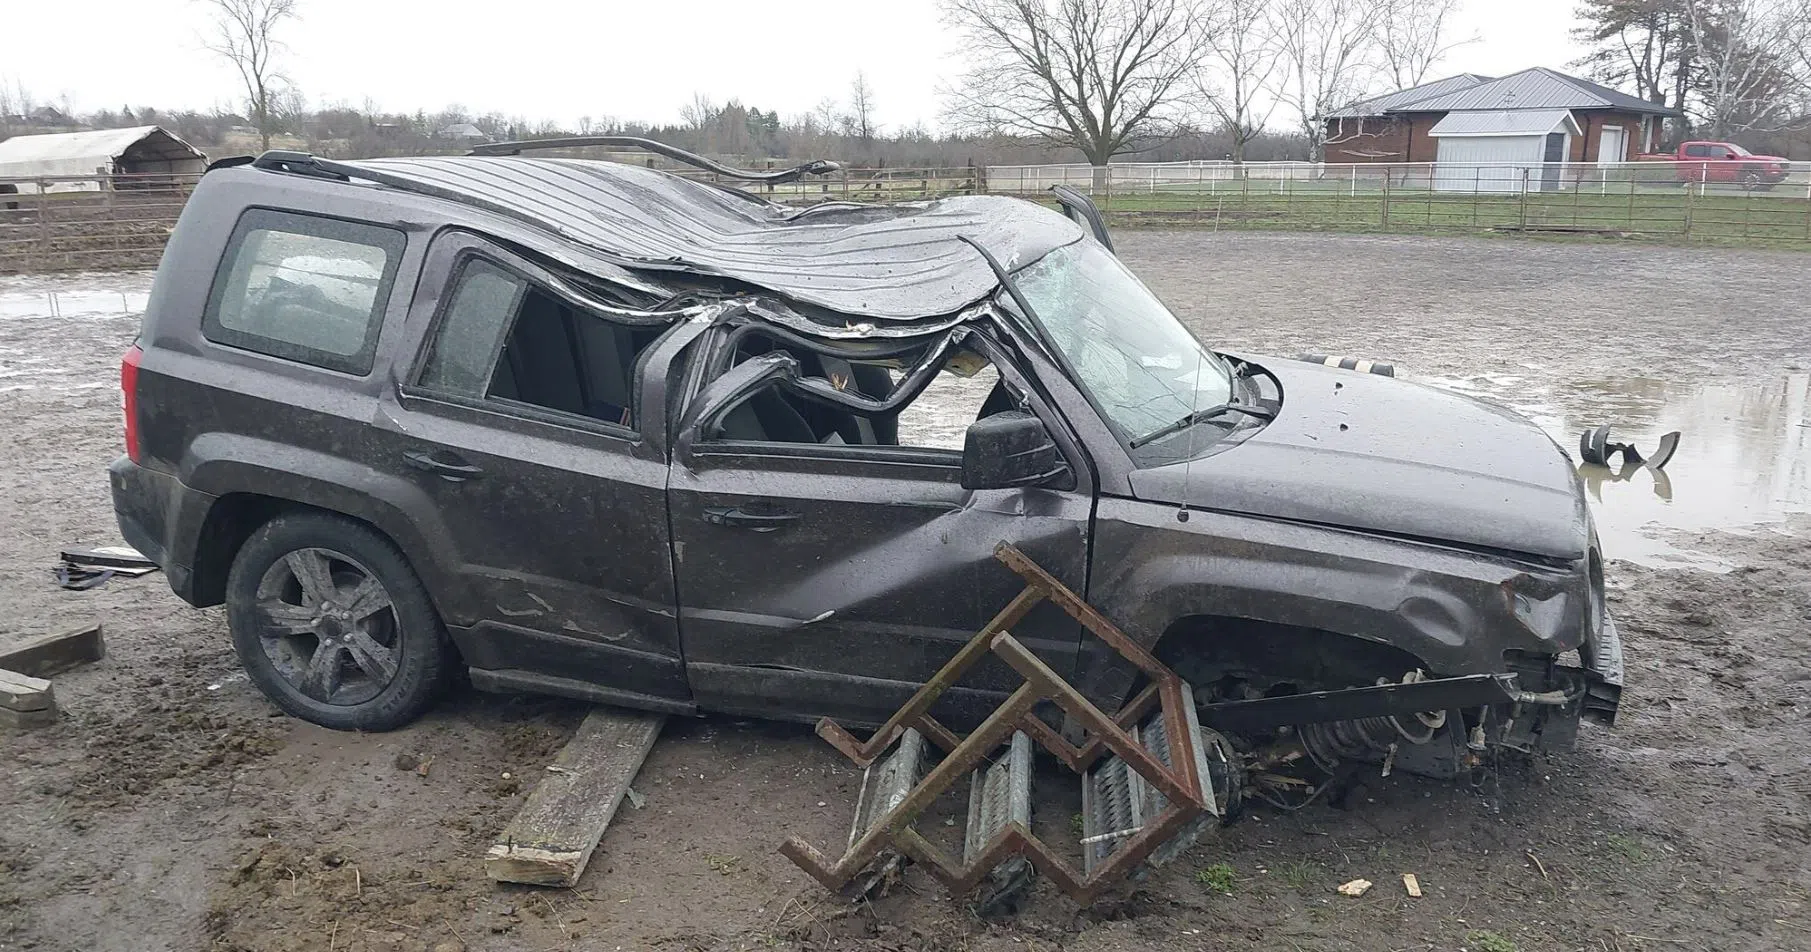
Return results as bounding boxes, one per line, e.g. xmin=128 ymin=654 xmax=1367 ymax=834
xmin=1639 ymin=140 xmax=1792 ymax=190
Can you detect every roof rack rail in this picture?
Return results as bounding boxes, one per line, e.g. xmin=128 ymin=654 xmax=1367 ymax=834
xmin=468 ymin=135 xmax=841 ymax=184
xmin=251 ymin=151 xmax=352 ymax=181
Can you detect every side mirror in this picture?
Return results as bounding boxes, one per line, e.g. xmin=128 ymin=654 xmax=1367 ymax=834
xmin=962 ymin=411 xmax=1068 ymax=490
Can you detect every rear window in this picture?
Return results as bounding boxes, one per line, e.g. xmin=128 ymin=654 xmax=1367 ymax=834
xmin=202 ymin=208 xmax=406 ymax=375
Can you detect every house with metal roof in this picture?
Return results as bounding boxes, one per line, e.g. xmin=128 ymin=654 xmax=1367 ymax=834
xmin=1322 ymin=68 xmax=1682 ymax=191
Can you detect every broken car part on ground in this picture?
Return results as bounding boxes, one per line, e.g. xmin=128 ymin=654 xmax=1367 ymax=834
xmin=104 ymin=137 xmax=1623 ymax=900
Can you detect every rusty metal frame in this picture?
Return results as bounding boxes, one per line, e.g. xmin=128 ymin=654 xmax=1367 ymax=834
xmin=781 ymin=542 xmax=1209 ymax=905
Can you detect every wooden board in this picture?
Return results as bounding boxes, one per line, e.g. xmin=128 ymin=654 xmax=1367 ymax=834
xmin=0 ymin=623 xmax=105 ymax=678
xmin=486 ymin=707 xmax=665 ymax=887
xmin=0 ymin=669 xmax=54 ymax=712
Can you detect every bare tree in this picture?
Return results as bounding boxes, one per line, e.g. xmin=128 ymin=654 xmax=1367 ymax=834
xmin=1684 ymin=0 xmax=1811 ymax=135
xmin=942 ymin=0 xmax=1214 ymax=183
xmin=1375 ymin=0 xmax=1470 ymax=88
xmin=680 ymin=92 xmax=720 ymax=133
xmin=1194 ymin=0 xmax=1282 ymax=163
xmin=1269 ymin=0 xmax=1384 ymax=159
xmin=812 ymin=97 xmax=843 ymax=135
xmin=200 ymin=0 xmax=300 ymax=151
xmin=846 ymin=71 xmax=879 ymax=143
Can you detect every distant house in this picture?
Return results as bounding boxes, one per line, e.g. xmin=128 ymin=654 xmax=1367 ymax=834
xmin=26 ymin=106 xmax=75 ymax=127
xmin=1323 ymin=68 xmax=1682 ymax=186
xmin=0 ymin=126 xmax=208 ymax=192
xmin=436 ymin=123 xmax=489 ymax=142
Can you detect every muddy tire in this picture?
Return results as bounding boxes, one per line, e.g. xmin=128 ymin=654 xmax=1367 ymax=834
xmin=225 ymin=512 xmax=451 ymax=731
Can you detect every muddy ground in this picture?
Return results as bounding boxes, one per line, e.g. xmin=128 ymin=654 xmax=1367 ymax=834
xmin=2 ymin=234 xmax=1808 ymax=952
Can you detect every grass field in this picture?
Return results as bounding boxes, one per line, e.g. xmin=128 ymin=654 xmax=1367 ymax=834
xmin=1079 ymin=186 xmax=1811 ymax=244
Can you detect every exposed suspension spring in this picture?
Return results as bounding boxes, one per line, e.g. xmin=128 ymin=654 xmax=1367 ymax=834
xmin=1295 ymin=671 xmax=1449 ymax=773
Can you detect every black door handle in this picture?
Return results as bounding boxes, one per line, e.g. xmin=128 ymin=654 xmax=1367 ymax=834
xmin=703 ymin=505 xmax=801 ymax=530
xmin=404 ymin=450 xmax=484 ymax=482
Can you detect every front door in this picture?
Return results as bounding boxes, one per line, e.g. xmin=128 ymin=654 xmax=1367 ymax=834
xmin=1541 ymin=132 xmax=1567 ymax=191
xmin=377 ymin=232 xmax=691 ymax=707
xmin=666 ymin=327 xmax=1094 ymax=727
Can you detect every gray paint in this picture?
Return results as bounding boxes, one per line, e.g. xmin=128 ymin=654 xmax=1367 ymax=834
xmin=1129 ymin=360 xmax=1589 ymax=560
xmin=110 ymin=156 xmax=1620 ymax=761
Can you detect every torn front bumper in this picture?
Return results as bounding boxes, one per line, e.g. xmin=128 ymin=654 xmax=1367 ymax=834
xmin=1498 ymin=609 xmax=1623 ymax=755
xmin=1580 ymin=611 xmax=1625 ymax=726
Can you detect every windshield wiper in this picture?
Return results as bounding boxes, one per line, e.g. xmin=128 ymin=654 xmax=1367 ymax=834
xmin=1130 ymin=401 xmax=1275 ymax=449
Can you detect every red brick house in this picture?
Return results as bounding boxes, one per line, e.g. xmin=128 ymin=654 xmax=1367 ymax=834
xmin=1322 ymin=68 xmax=1681 ymax=168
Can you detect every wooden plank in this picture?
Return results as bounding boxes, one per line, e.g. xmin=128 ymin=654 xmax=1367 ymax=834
xmin=0 ymin=623 xmax=105 ymax=678
xmin=0 ymin=669 xmax=54 ymax=712
xmin=486 ymin=707 xmax=664 ymax=887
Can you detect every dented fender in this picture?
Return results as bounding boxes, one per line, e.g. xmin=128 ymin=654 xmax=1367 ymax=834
xmin=1079 ymin=496 xmax=1593 ymax=708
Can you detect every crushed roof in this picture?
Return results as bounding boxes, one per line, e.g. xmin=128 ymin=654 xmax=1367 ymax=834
xmin=348 ymin=156 xmax=1083 ymax=322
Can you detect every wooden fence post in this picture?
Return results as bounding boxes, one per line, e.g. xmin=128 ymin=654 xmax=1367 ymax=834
xmin=36 ymin=179 xmax=51 ymax=269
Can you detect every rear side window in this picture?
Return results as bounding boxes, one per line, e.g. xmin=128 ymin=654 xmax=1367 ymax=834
xmin=203 ymin=209 xmax=406 ymax=375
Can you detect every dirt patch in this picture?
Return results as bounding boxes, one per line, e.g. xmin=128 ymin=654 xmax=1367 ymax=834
xmin=2 ymin=235 xmax=1809 ymax=952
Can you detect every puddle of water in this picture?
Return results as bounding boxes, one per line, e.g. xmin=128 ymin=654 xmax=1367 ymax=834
xmin=1424 ymin=372 xmax=1811 ymax=568
xmin=0 ymin=289 xmax=148 ymax=320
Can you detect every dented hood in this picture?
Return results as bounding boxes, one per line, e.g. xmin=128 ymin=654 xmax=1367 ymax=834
xmin=1127 ymin=360 xmax=1591 ymax=560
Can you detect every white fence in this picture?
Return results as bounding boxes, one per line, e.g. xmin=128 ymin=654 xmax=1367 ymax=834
xmin=7 ymin=157 xmax=1811 ymax=272
xmin=987 ymin=159 xmax=1811 ymax=199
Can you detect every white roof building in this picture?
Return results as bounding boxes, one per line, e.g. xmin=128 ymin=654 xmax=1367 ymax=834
xmin=0 ymin=126 xmax=208 ymax=192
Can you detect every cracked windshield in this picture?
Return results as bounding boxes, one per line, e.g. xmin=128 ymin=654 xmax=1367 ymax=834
xmin=1015 ymin=238 xmax=1232 ymax=444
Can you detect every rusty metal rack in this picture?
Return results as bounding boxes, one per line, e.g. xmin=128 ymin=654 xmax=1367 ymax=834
xmin=781 ymin=542 xmax=1220 ymax=906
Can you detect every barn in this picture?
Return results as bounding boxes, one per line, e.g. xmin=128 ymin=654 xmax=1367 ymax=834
xmin=0 ymin=125 xmax=208 ymax=193
xmin=1324 ymin=68 xmax=1682 ymax=192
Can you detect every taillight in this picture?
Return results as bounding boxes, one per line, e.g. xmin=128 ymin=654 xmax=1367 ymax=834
xmin=121 ymin=344 xmax=143 ymax=463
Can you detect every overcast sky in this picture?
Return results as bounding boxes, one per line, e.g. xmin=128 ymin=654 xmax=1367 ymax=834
xmin=7 ymin=0 xmax=1589 ymax=130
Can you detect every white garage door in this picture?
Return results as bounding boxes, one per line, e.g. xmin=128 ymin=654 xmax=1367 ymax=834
xmin=1433 ymin=135 xmax=1546 ymax=193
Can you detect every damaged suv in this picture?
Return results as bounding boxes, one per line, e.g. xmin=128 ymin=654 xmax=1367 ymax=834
xmin=111 ymin=139 xmax=1621 ymax=779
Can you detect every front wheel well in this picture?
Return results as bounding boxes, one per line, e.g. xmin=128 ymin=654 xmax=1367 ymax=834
xmin=1153 ymin=616 xmax=1435 ymax=702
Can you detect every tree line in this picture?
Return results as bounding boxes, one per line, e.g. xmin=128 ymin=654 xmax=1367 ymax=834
xmin=6 ymin=0 xmax=1809 ymax=168
xmin=1573 ymin=0 xmax=1811 ymax=141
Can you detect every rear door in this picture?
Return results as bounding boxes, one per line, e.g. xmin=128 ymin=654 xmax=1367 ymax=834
xmin=665 ymin=325 xmax=1095 ymax=727
xmin=374 ymin=231 xmax=693 ymax=708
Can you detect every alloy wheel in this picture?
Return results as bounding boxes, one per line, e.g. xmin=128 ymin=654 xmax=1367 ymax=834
xmin=252 ymin=547 xmax=401 ymax=705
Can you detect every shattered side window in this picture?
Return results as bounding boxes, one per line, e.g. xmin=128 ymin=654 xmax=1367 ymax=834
xmin=894 ymin=363 xmax=998 ymax=450
xmin=418 ymin=260 xmax=524 ymax=398
xmin=712 ymin=339 xmax=999 ymax=453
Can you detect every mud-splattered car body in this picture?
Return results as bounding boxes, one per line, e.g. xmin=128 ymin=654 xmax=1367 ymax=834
xmin=111 ymin=140 xmax=1621 ymax=775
